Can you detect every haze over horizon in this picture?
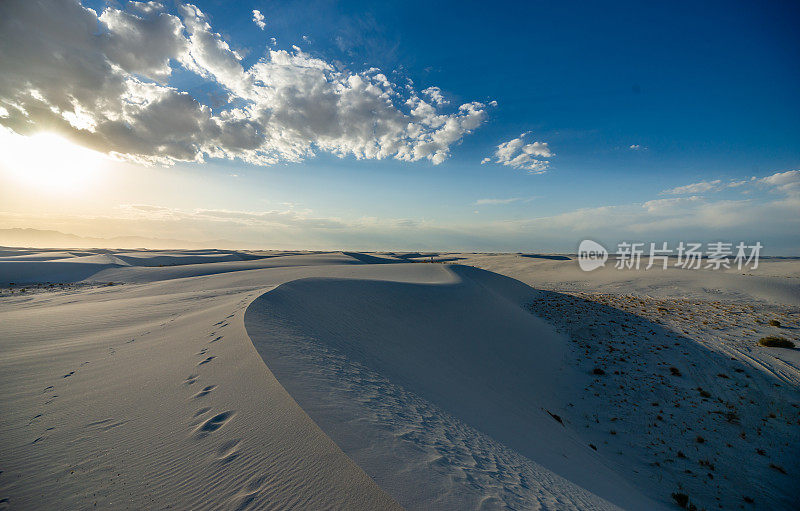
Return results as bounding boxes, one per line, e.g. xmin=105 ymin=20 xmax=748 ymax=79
xmin=1 ymin=0 xmax=799 ymax=252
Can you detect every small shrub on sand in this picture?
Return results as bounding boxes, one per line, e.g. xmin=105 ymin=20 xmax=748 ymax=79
xmin=699 ymin=459 xmax=715 ymax=471
xmin=768 ymin=319 xmax=781 ymax=327
xmin=758 ymin=336 xmax=795 ymax=349
xmin=724 ymin=411 xmax=740 ymax=423
xmin=671 ymin=492 xmax=689 ymax=508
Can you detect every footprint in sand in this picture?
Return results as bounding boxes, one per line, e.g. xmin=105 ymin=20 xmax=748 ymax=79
xmin=189 ymin=408 xmax=211 ymax=427
xmin=245 ymin=474 xmax=269 ymax=493
xmin=209 ymin=335 xmax=223 ymax=343
xmin=230 ymin=473 xmax=269 ymax=510
xmin=195 ymin=411 xmax=234 ymax=437
xmin=216 ymin=439 xmax=241 ymax=463
xmin=193 ymin=385 xmax=217 ymax=398
xmin=62 ymin=371 xmax=74 ymax=378
xmin=197 ymin=356 xmax=216 ymax=366
xmin=197 ymin=348 xmax=208 ymax=355
xmin=184 ymin=374 xmax=199 ymax=385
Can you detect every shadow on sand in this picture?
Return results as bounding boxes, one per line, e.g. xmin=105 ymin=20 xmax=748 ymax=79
xmin=526 ymin=289 xmax=800 ymax=510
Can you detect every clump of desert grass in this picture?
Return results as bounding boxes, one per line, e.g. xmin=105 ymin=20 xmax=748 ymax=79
xmin=671 ymin=492 xmax=694 ymax=509
xmin=758 ymin=336 xmax=794 ymax=348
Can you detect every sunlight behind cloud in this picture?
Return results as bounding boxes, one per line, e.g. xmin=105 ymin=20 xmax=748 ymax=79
xmin=0 ymin=130 xmax=108 ymax=193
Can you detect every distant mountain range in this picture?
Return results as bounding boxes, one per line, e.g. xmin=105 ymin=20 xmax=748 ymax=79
xmin=0 ymin=228 xmax=239 ymax=250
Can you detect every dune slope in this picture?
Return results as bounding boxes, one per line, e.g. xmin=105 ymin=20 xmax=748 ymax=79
xmin=0 ymin=252 xmax=407 ymax=510
xmin=2 ymin=248 xmax=796 ymax=510
xmin=244 ymin=265 xmax=667 ymax=510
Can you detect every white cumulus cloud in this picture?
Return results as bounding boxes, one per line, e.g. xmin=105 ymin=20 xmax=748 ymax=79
xmin=421 ymin=86 xmax=447 ymax=106
xmin=252 ymin=9 xmax=266 ymax=30
xmin=758 ymin=169 xmax=800 ymax=194
xmin=483 ymin=132 xmax=553 ymax=174
xmin=0 ymin=0 xmax=490 ymax=168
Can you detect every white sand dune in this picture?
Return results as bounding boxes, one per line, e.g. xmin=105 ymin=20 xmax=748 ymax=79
xmin=0 ymin=248 xmax=798 ymax=510
xmin=0 ymin=251 xmax=99 ymax=261
xmin=244 ymin=266 xmax=663 ymax=510
xmin=445 ymin=253 xmax=800 ymax=305
xmin=0 ymin=251 xmax=405 ymax=510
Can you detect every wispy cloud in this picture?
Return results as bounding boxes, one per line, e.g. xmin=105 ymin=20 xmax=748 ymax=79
xmin=662 ymin=179 xmax=722 ymax=195
xmin=642 ymin=195 xmax=704 ymax=213
xmin=118 ymin=171 xmax=800 ymax=243
xmin=758 ymin=169 xmax=800 ymax=194
xmin=662 ymin=170 xmax=800 ymax=197
xmin=120 ymin=204 xmax=348 ymax=230
xmin=2 ymin=170 xmax=797 ymax=252
xmin=474 ymin=197 xmax=537 ymax=206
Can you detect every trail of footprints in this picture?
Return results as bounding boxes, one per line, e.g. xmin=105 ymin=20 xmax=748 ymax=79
xmin=28 ymin=312 xmax=194 ymax=443
xmin=183 ymin=310 xmax=241 ymax=450
xmin=186 ymin=300 xmax=274 ymax=510
xmin=13 ymin=301 xmax=255 ymax=508
xmin=27 ymin=311 xmax=185 ymax=448
xmin=27 ymin=360 xmax=91 ymax=445
xmin=194 ymin=385 xmax=217 ymax=398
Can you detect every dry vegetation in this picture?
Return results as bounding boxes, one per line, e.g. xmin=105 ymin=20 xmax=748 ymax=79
xmin=527 ymin=291 xmax=800 ymax=510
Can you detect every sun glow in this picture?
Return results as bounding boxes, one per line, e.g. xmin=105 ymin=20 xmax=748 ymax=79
xmin=0 ymin=130 xmax=108 ymax=193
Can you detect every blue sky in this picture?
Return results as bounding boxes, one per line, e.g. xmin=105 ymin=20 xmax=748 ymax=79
xmin=1 ymin=0 xmax=799 ymax=251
